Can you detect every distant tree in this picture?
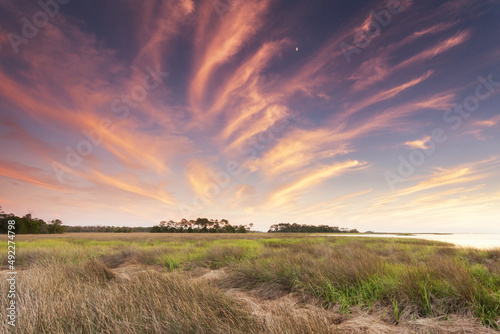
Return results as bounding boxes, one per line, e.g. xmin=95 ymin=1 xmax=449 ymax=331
xmin=196 ymin=218 xmax=210 ymax=230
xmin=48 ymin=219 xmax=64 ymax=234
xmin=220 ymin=219 xmax=228 ymax=229
xmin=268 ymin=223 xmax=359 ymax=233
xmin=212 ymin=220 xmax=220 ymax=232
xmin=149 ymin=218 xmax=243 ymax=234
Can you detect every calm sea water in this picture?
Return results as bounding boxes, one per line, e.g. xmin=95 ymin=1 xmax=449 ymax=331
xmin=327 ymin=234 xmax=500 ymax=249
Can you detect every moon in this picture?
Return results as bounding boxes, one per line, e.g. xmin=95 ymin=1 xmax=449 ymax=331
xmin=296 ymin=47 xmax=299 ymax=51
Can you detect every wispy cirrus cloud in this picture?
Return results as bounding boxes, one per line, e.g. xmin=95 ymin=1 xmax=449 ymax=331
xmin=267 ymin=160 xmax=368 ymax=209
xmin=189 ymin=0 xmax=273 ymax=114
xmin=402 ymin=135 xmax=432 ymax=150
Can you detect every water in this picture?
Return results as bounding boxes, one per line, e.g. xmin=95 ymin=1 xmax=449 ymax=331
xmin=327 ymin=233 xmax=500 ymax=249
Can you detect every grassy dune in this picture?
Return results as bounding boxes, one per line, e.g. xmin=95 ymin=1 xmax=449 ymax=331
xmin=1 ymin=233 xmax=499 ymax=333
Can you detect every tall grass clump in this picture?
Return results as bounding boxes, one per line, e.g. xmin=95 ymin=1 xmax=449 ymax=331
xmin=0 ymin=261 xmax=259 ymax=334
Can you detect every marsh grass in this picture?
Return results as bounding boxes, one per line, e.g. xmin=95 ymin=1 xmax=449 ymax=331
xmin=224 ymin=237 xmax=500 ymax=328
xmin=0 ymin=233 xmax=499 ymax=333
xmin=2 ymin=262 xmax=258 ymax=333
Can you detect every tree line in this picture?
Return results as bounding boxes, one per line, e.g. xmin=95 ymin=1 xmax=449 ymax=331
xmin=0 ymin=208 xmax=152 ymax=234
xmin=268 ymin=223 xmax=359 ymax=233
xmin=1 ymin=208 xmax=359 ymax=235
xmin=0 ymin=209 xmax=64 ymax=234
xmin=150 ymin=218 xmax=252 ymax=233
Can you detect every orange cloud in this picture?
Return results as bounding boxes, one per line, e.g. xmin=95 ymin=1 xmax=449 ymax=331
xmin=378 ymin=156 xmax=500 ymax=202
xmin=184 ymin=159 xmax=228 ymax=201
xmin=474 ymin=115 xmax=500 ymax=128
xmin=340 ymin=71 xmax=434 ymax=119
xmin=403 ymin=135 xmax=432 ymax=150
xmin=255 ymin=127 xmax=353 ymax=177
xmin=189 ymin=0 xmax=272 ymax=113
xmin=131 ymin=0 xmax=194 ymax=69
xmin=292 ymin=189 xmax=373 ymax=217
xmin=351 ymin=30 xmax=470 ymax=90
xmin=268 ymin=160 xmax=367 ymax=208
xmin=0 ymin=161 xmax=63 ymax=192
xmin=86 ymin=169 xmax=175 ymax=206
xmin=209 ymin=39 xmax=292 ymax=117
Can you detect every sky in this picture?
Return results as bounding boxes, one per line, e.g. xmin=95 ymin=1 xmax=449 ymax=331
xmin=0 ymin=0 xmax=499 ymax=233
